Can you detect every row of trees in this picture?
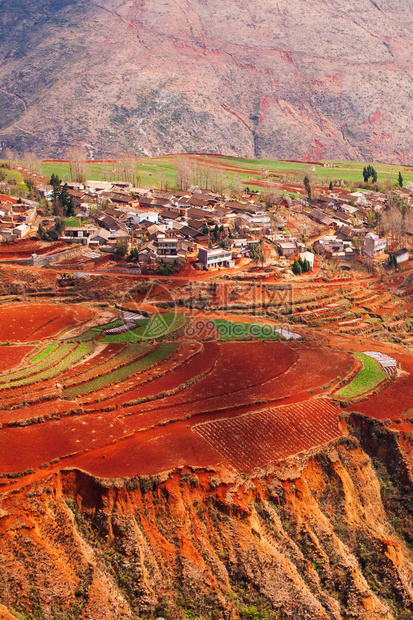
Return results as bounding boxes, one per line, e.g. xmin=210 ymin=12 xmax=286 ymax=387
xmin=381 ymin=192 xmax=413 ymax=248
xmin=292 ymin=257 xmax=311 ymax=275
xmin=362 ymin=165 xmax=378 ymax=183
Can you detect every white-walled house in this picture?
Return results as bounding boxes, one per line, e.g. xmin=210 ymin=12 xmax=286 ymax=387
xmin=299 ymin=251 xmax=315 ymax=270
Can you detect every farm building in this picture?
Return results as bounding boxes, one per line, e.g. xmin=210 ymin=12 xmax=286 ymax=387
xmin=299 ymin=251 xmax=315 ymax=270
xmin=364 ymin=234 xmax=387 ymax=256
xmin=198 ymin=247 xmax=235 ymax=270
xmin=391 ymin=248 xmax=410 ymax=264
xmin=63 ymin=226 xmax=98 ymax=244
xmin=277 ymin=241 xmax=297 ymax=258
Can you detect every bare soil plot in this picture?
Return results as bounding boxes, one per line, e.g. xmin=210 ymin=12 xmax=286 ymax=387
xmin=0 ymin=345 xmax=34 ymax=371
xmin=194 ymin=398 xmax=344 ymax=471
xmin=0 ymin=303 xmax=92 ymax=342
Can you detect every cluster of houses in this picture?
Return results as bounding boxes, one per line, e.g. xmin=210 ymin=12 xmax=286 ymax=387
xmin=299 ymin=189 xmax=412 ymax=265
xmin=0 ymin=194 xmax=38 ymax=240
xmin=2 ymin=175 xmax=412 ymax=272
xmin=39 ymin=180 xmax=275 ymax=269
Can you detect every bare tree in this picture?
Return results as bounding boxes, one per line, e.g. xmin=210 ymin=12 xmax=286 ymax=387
xmin=66 ymin=146 xmax=87 ymax=184
xmin=22 ymin=152 xmax=42 ymax=174
xmin=175 ymin=156 xmax=191 ymax=190
xmin=156 ymin=167 xmax=169 ymax=191
xmin=2 ymin=148 xmax=16 ymax=164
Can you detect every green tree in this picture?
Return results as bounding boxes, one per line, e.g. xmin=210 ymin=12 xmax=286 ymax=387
xmin=59 ymin=183 xmax=75 ymax=216
xmin=115 ymin=237 xmax=129 ymax=257
xmin=362 ymin=165 xmax=377 ymax=184
xmin=398 ymin=171 xmax=404 ymax=188
xmin=37 ymin=223 xmax=46 ymax=240
xmin=54 ymin=217 xmax=65 ymax=236
xmin=304 ymin=176 xmax=312 ymax=201
xmin=50 ymin=173 xmax=61 ymax=212
xmin=292 ymin=259 xmax=302 ymax=275
xmin=388 ymin=253 xmax=398 ymax=269
xmin=248 ymin=241 xmax=265 ymax=268
xmin=329 ymin=181 xmax=333 ymax=191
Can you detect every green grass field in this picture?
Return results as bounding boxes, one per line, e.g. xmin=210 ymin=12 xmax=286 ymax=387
xmin=336 ymin=352 xmax=387 ymax=399
xmin=0 ymin=165 xmax=29 ymax=196
xmin=35 ymin=154 xmax=413 ymax=193
xmin=4 ymin=153 xmax=413 ymax=194
xmin=211 ymin=319 xmax=282 ymax=341
xmin=100 ymin=312 xmax=186 ymax=343
xmin=64 ymin=217 xmax=87 ymax=227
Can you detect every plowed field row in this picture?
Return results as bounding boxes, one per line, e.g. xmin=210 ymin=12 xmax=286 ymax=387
xmin=194 ymin=398 xmax=344 ymax=471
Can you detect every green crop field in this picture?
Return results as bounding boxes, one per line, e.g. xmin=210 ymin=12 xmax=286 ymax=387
xmin=63 ymin=343 xmax=177 ymax=396
xmin=35 ymin=154 xmax=413 ymax=193
xmin=0 ymin=343 xmax=93 ymax=389
xmin=0 ymin=343 xmax=75 ymax=384
xmin=336 ymin=352 xmax=387 ymax=399
xmin=211 ymin=319 xmax=282 ymax=341
xmin=100 ymin=312 xmax=186 ymax=343
xmin=30 ymin=343 xmax=58 ymax=364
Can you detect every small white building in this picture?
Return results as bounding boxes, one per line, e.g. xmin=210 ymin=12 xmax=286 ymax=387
xmin=299 ymin=251 xmax=315 ymax=270
xmin=14 ymin=223 xmax=30 ymax=239
xmin=364 ymin=233 xmax=387 ymax=256
xmin=127 ymin=210 xmax=159 ymax=225
xmin=391 ymin=248 xmax=410 ymax=264
xmin=198 ymin=247 xmax=235 ymax=270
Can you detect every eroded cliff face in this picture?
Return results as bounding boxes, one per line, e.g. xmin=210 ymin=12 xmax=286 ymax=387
xmin=1 ymin=420 xmax=413 ymax=619
xmin=2 ymin=0 xmax=413 ymax=161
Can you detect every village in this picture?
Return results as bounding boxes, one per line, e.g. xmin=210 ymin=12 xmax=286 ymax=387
xmin=0 ymin=164 xmax=412 ymax=279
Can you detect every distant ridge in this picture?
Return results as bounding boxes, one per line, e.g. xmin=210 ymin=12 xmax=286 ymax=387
xmin=1 ymin=0 xmax=413 ymax=162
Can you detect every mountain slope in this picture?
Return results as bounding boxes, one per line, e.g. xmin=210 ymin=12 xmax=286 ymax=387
xmin=2 ymin=418 xmax=413 ymax=619
xmin=1 ymin=0 xmax=413 ymax=161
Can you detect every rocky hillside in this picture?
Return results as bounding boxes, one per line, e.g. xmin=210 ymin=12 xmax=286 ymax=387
xmin=2 ymin=0 xmax=413 ymax=161
xmin=2 ymin=415 xmax=413 ymax=619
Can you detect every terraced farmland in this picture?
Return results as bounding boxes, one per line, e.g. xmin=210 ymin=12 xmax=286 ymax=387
xmin=0 ymin=303 xmax=93 ymax=342
xmin=194 ymin=398 xmax=344 ymax=471
xmin=0 ymin=294 xmax=411 ymax=488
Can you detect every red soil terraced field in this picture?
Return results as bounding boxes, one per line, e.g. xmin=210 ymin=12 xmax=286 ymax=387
xmin=0 ymin=339 xmax=355 ymax=484
xmin=194 ymin=398 xmax=345 ymax=471
xmin=351 ymin=352 xmax=413 ymax=421
xmin=0 ymin=303 xmax=93 ymax=342
xmin=117 ymin=342 xmax=353 ymax=422
xmin=0 ymin=239 xmax=67 ymax=259
xmin=0 ymin=345 xmax=34 ymax=371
